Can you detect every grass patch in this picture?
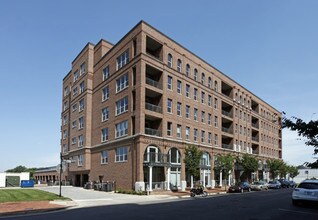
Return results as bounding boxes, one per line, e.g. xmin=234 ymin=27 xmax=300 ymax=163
xmin=0 ymin=189 xmax=69 ymax=203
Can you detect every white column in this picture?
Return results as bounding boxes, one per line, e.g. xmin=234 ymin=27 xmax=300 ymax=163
xmin=202 ymin=169 xmax=206 ymax=187
xmin=167 ymin=167 xmax=170 ymax=190
xmin=263 ymin=171 xmax=266 ymax=182
xmin=149 ymin=166 xmax=153 ymax=191
xmin=219 ymin=171 xmax=223 ymax=187
xmin=228 ymin=171 xmax=231 ymax=186
xmin=190 ymin=175 xmax=194 ymax=188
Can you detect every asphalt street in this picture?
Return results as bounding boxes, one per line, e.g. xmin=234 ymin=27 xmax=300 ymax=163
xmin=2 ymin=188 xmax=318 ymax=220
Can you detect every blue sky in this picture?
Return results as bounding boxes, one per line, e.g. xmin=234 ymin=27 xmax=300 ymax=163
xmin=0 ymin=0 xmax=317 ymax=172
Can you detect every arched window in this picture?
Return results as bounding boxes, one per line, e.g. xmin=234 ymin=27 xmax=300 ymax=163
xmin=144 ymin=146 xmax=161 ymax=163
xmin=214 ymin=80 xmax=218 ymax=92
xmin=208 ymin=77 xmax=212 ymax=88
xmin=201 ymin=73 xmax=205 ymax=85
xmin=201 ymin=152 xmax=211 ymax=166
xmin=177 ymin=59 xmax=182 ymax=72
xmin=186 ymin=64 xmax=190 ymax=77
xmin=167 ymin=53 xmax=173 ymax=68
xmin=169 ymin=148 xmax=181 ymax=164
xmin=194 ymin=68 xmax=198 ymax=81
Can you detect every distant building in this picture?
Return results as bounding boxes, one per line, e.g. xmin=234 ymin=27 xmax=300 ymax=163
xmin=61 ymin=21 xmax=282 ymax=191
xmin=0 ymin=172 xmax=29 ymax=187
xmin=293 ymin=168 xmax=318 ymax=183
xmin=33 ymin=166 xmax=59 ymax=184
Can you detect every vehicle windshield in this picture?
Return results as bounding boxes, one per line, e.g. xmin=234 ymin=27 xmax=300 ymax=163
xmin=298 ymin=182 xmax=318 ymax=189
xmin=268 ymin=181 xmax=274 ymax=184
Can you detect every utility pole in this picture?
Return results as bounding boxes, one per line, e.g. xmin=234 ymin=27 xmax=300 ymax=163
xmin=59 ymin=152 xmax=62 ymax=197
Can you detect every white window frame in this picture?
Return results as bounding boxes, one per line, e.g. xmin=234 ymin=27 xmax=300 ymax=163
xmin=167 ymin=76 xmax=173 ymax=90
xmin=79 ymin=99 xmax=84 ymax=112
xmin=116 ymin=96 xmax=128 ymax=116
xmin=117 ymin=50 xmax=129 ymax=70
xmin=177 ymin=80 xmax=182 ymax=94
xmin=103 ymin=65 xmax=110 ymax=81
xmin=102 ymin=107 xmax=109 ymax=122
xmin=78 ymin=135 xmax=84 ymax=148
xmin=78 ymin=117 xmax=84 ymax=129
xmin=115 ymin=120 xmax=128 ymax=138
xmin=116 ymin=73 xmax=129 ymax=93
xmin=101 ymin=151 xmax=108 ymax=164
xmin=102 ymin=86 xmax=109 ymax=101
xmin=78 ymin=155 xmax=83 ymax=166
xmin=116 ymin=147 xmax=128 ymax=162
xmin=167 ymin=99 xmax=172 ymax=113
xmin=101 ymin=128 xmax=109 ymax=142
xmin=177 ymin=102 xmax=182 ymax=116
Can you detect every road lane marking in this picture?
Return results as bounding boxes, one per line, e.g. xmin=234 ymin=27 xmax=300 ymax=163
xmin=278 ymin=208 xmax=318 ymax=216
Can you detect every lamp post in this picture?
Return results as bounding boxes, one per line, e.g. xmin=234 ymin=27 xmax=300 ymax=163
xmin=59 ymin=153 xmax=73 ymax=197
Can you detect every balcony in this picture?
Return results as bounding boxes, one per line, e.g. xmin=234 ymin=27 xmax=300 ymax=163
xmin=221 ymin=101 xmax=233 ymax=119
xmin=144 ymin=152 xmax=169 ymax=166
xmin=145 ymin=128 xmax=162 ymax=137
xmin=252 ymin=123 xmax=259 ymax=129
xmin=252 ymin=136 xmax=259 ymax=142
xmin=222 ymin=144 xmax=233 ymax=150
xmin=222 ymin=110 xmax=233 ymax=118
xmin=145 ymin=102 xmax=162 ymax=113
xmin=222 ymin=127 xmax=233 ymax=134
xmin=146 ymin=77 xmax=162 ymax=89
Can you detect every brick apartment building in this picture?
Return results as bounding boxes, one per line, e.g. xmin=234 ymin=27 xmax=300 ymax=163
xmin=61 ymin=21 xmax=282 ymax=191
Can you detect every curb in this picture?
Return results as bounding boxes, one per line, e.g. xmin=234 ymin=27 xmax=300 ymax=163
xmin=0 ymin=206 xmax=69 ymax=217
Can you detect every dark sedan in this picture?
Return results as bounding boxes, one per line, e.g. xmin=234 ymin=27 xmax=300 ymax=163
xmin=228 ymin=182 xmax=251 ymax=193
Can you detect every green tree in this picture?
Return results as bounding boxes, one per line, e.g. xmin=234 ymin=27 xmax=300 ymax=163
xmin=6 ymin=165 xmax=37 ymax=179
xmin=283 ymin=116 xmax=318 ymax=168
xmin=267 ymin=159 xmax=285 ymax=179
xmin=238 ymin=154 xmax=259 ymax=182
xmin=287 ymin=165 xmax=299 ymax=180
xmin=184 ymin=145 xmax=203 ymax=185
xmin=214 ymin=154 xmax=235 ymax=190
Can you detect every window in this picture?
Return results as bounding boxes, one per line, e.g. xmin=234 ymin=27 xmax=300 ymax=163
xmin=208 ymin=132 xmax=212 ymax=144
xmin=64 ymin=86 xmax=69 ymax=97
xmin=167 ymin=76 xmax=173 ymax=90
xmin=214 ymin=81 xmax=218 ymax=92
xmin=101 ymin=128 xmax=109 ymax=142
xmin=103 ymin=65 xmax=110 ymax=81
xmin=79 ymin=99 xmax=84 ymax=111
xmin=194 ymin=128 xmax=198 ymax=142
xmin=186 ymin=64 xmax=190 ymax=77
xmin=208 ymin=95 xmax=212 ymax=106
xmin=102 ymin=107 xmax=109 ymax=121
xmin=63 ymin=130 xmax=67 ymax=139
xmin=194 ymin=68 xmax=198 ymax=81
xmin=208 ymin=113 xmax=212 ymax=125
xmin=72 ymin=120 xmax=77 ymax=129
xmin=102 ymin=86 xmax=109 ymax=101
xmin=177 ymin=124 xmax=182 ymax=138
xmin=116 ymin=120 xmax=128 ymax=138
xmin=79 ymin=81 xmax=85 ymax=93
xmin=186 ymin=127 xmax=190 ymax=140
xmin=214 ymin=116 xmax=218 ymax=127
xmin=177 ymin=80 xmax=182 ymax=94
xmin=117 ymin=50 xmax=129 ymax=70
xmin=63 ymin=101 xmax=68 ymax=111
xmin=177 ymin=59 xmax=182 ymax=72
xmin=78 ymin=155 xmax=83 ymax=166
xmin=63 ymin=115 xmax=68 ymax=125
xmin=214 ymin=134 xmax=218 ymax=146
xmin=201 ymin=130 xmax=205 ymax=143
xmin=116 ymin=73 xmax=129 ymax=93
xmin=186 ymin=84 xmax=190 ymax=97
xmin=78 ymin=117 xmax=84 ymax=129
xmin=72 ymin=103 xmax=77 ymax=112
xmin=116 ymin=96 xmax=128 ymax=115
xmin=208 ymin=77 xmax=212 ymax=88
xmin=167 ymin=53 xmax=173 ymax=68
xmin=201 ymin=92 xmax=205 ymax=104
xmin=194 ymin=88 xmax=198 ymax=100
xmin=201 ymin=111 xmax=205 ymax=123
xmin=167 ymin=99 xmax=172 ymax=113
xmin=116 ymin=147 xmax=128 ymax=162
xmin=177 ymin=102 xmax=182 ymax=116
xmin=101 ymin=151 xmax=108 ymax=164
xmin=167 ymin=122 xmax=172 ymax=136
xmin=73 ymin=87 xmax=78 ymax=96
xmin=201 ymin=73 xmax=205 ymax=85
xmin=80 ymin=62 xmax=86 ymax=75
xmin=214 ymin=98 xmax=218 ymax=109
xmin=186 ymin=105 xmax=190 ymax=118
xmin=194 ymin=108 xmax=198 ymax=121
xmin=73 ymin=70 xmax=79 ymax=82
xmin=78 ymin=135 xmax=84 ymax=147
xmin=235 ymin=124 xmax=238 ymax=133
xmin=71 ymin=137 xmax=76 ymax=145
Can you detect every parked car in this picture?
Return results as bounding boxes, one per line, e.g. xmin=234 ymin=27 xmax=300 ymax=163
xmin=228 ymin=182 xmax=251 ymax=193
xmin=250 ymin=181 xmax=268 ymax=191
xmin=292 ymin=179 xmax=318 ymax=205
xmin=278 ymin=179 xmax=292 ymax=188
xmin=268 ymin=180 xmax=281 ymax=189
xmin=288 ymin=180 xmax=297 ymax=188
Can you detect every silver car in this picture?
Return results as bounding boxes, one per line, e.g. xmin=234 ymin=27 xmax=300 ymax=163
xmin=292 ymin=179 xmax=318 ymax=205
xmin=250 ymin=181 xmax=268 ymax=191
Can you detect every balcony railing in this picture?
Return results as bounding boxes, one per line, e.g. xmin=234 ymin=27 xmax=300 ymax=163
xmin=252 ymin=123 xmax=259 ymax=129
xmin=222 ymin=127 xmax=233 ymax=134
xmin=222 ymin=144 xmax=233 ymax=150
xmin=146 ymin=77 xmax=162 ymax=89
xmin=145 ymin=102 xmax=162 ymax=113
xmin=222 ymin=110 xmax=233 ymax=118
xmin=145 ymin=128 xmax=162 ymax=137
xmin=252 ymin=137 xmax=259 ymax=142
xmin=144 ymin=152 xmax=169 ymax=165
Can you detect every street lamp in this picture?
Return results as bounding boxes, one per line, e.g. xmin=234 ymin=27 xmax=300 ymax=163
xmin=59 ymin=153 xmax=73 ymax=197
